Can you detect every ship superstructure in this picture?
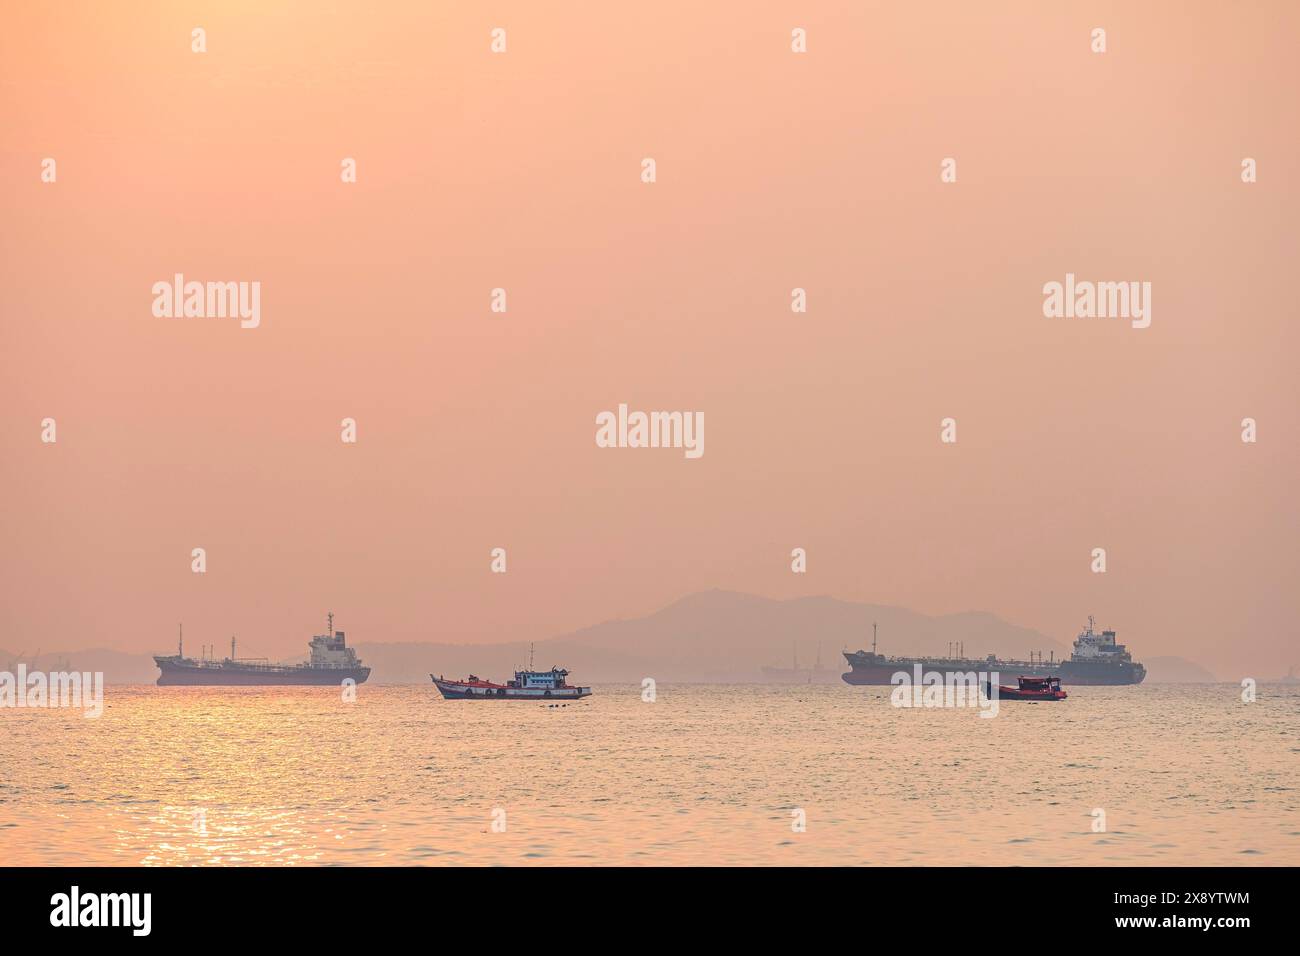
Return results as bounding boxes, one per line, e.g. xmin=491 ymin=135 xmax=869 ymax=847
xmin=1057 ymin=616 xmax=1146 ymax=684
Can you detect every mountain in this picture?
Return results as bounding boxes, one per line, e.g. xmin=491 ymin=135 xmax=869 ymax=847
xmin=365 ymin=591 xmax=1077 ymax=682
xmin=539 ymin=590 xmax=1071 ymax=682
xmin=2 ymin=591 xmax=1215 ymax=684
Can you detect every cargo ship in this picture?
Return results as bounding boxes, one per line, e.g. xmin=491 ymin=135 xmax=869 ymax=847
xmin=842 ymin=617 xmax=1145 ymax=686
xmin=154 ymin=614 xmax=370 ymax=686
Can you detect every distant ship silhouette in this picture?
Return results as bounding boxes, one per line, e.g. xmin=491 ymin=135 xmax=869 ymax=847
xmin=761 ymin=642 xmax=840 ymax=684
xmin=154 ymin=614 xmax=370 ymax=686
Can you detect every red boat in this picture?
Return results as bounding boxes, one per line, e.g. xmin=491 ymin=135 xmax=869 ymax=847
xmin=984 ymin=675 xmax=1068 ymax=701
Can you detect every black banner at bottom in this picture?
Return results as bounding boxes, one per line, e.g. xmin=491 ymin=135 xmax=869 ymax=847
xmin=2 ymin=865 xmax=1280 ymax=942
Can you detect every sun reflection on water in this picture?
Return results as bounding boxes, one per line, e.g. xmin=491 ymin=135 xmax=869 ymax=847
xmin=1 ymin=684 xmax=1296 ymax=865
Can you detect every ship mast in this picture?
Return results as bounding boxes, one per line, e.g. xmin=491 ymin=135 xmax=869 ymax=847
xmin=328 ymin=611 xmax=334 ymax=637
xmin=872 ymin=622 xmax=878 ymax=655
xmin=231 ymin=635 xmax=236 ymax=661
xmin=178 ymin=623 xmax=183 ymax=658
xmin=529 ymin=642 xmax=535 ymax=671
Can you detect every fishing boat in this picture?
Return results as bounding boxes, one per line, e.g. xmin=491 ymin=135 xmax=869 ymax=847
xmin=431 ymin=644 xmax=591 ymax=701
xmin=984 ymin=675 xmax=1067 ymax=701
xmin=431 ymin=668 xmax=591 ymax=701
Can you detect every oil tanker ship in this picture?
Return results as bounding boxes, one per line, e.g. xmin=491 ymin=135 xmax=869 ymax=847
xmin=842 ymin=617 xmax=1145 ymax=686
xmin=154 ymin=614 xmax=370 ymax=686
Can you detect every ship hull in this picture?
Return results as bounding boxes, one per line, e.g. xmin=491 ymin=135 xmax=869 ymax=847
xmin=156 ymin=661 xmax=370 ymax=686
xmin=431 ymin=676 xmax=590 ymax=700
xmin=841 ymin=659 xmax=1143 ymax=687
xmin=1057 ymin=660 xmax=1146 ymax=685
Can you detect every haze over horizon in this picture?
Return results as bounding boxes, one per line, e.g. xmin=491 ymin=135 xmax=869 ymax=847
xmin=3 ymin=3 xmax=1297 ymax=680
xmin=0 ymin=588 xmax=1267 ymax=684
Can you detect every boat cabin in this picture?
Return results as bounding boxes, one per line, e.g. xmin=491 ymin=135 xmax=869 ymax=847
xmin=509 ymin=667 xmax=572 ymax=689
xmin=1017 ymin=676 xmax=1062 ymax=691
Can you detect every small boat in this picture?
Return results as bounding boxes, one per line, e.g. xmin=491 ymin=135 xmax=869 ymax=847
xmin=431 ymin=661 xmax=591 ymax=701
xmin=984 ymin=675 xmax=1067 ymax=701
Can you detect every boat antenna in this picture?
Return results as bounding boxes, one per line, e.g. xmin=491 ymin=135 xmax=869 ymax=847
xmin=178 ymin=623 xmax=183 ymax=658
xmin=529 ymin=642 xmax=535 ymax=671
xmin=231 ymin=635 xmax=236 ymax=660
xmin=328 ymin=611 xmax=334 ymax=637
xmin=872 ymin=622 xmax=878 ymax=655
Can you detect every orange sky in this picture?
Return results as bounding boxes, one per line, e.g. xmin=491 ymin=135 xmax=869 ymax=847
xmin=2 ymin=2 xmax=1297 ymax=677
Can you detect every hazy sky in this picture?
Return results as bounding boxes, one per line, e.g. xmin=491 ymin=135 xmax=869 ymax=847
xmin=3 ymin=2 xmax=1297 ymax=677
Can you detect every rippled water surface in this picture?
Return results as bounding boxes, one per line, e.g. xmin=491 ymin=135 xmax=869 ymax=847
xmin=1 ymin=683 xmax=1296 ymax=865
